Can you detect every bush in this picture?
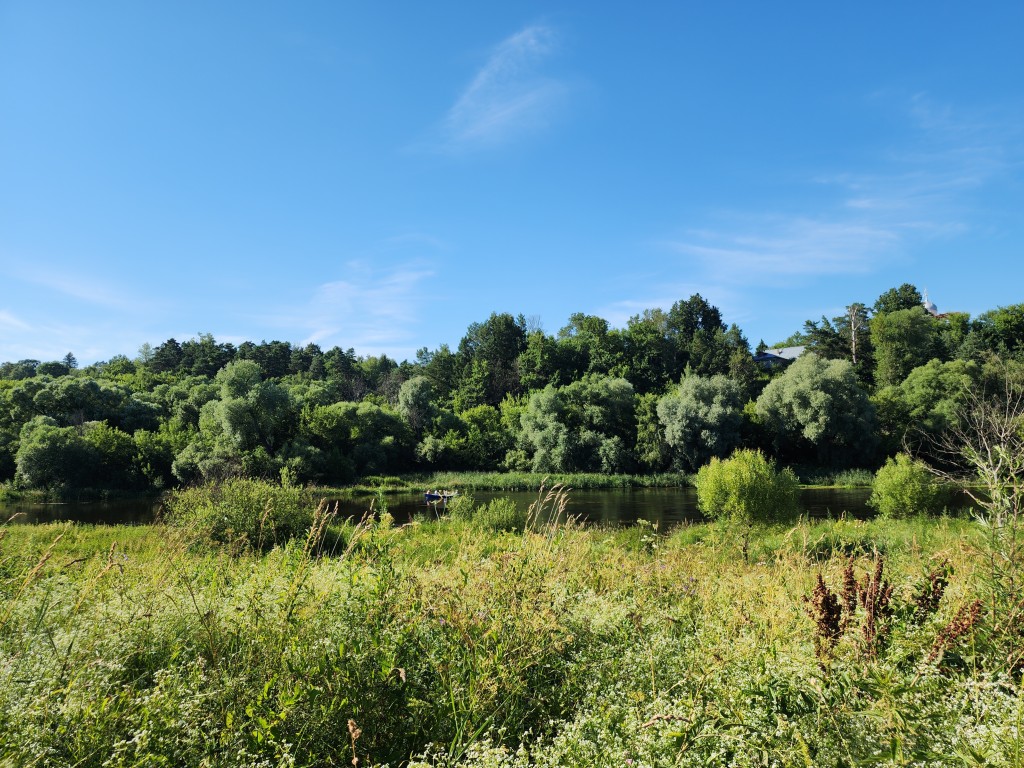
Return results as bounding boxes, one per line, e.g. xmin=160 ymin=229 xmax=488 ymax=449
xmin=475 ymin=498 xmax=527 ymax=532
xmin=444 ymin=493 xmax=476 ymax=522
xmin=868 ymin=452 xmax=947 ymax=518
xmin=441 ymin=495 xmax=527 ymax=532
xmin=165 ymin=478 xmax=315 ymax=549
xmin=695 ymin=448 xmax=799 ymax=524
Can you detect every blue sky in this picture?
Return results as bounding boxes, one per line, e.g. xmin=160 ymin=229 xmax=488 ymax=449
xmin=2 ymin=2 xmax=1022 ymax=364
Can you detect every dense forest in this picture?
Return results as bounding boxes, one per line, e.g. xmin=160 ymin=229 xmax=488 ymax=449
xmin=2 ymin=283 xmax=1022 ymax=493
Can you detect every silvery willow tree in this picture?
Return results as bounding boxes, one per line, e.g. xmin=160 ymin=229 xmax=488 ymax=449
xmin=657 ymin=373 xmax=744 ymax=471
xmin=756 ymin=353 xmax=876 ymax=466
xmin=519 ymin=375 xmax=636 ymax=473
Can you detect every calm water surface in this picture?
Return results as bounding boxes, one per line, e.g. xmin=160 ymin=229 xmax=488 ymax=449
xmin=2 ymin=487 xmax=884 ymax=527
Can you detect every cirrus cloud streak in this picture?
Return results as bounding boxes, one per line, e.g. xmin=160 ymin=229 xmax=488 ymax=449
xmin=438 ymin=25 xmax=568 ymax=151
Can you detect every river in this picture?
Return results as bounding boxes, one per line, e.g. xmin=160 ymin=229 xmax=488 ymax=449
xmin=1 ymin=486 xmax=895 ymax=528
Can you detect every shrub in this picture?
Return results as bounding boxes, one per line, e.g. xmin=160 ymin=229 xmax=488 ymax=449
xmin=442 ymin=495 xmax=527 ymax=532
xmin=443 ymin=493 xmax=476 ymax=522
xmin=475 ymin=498 xmax=527 ymax=532
xmin=165 ymin=478 xmax=315 ymax=549
xmin=695 ymin=448 xmax=799 ymax=524
xmin=868 ymin=452 xmax=947 ymax=518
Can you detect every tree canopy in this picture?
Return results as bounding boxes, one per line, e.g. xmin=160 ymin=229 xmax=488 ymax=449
xmin=3 ymin=287 xmax=1022 ymax=491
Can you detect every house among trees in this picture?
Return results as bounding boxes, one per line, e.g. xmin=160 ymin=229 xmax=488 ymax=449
xmin=752 ymin=345 xmax=806 ymax=368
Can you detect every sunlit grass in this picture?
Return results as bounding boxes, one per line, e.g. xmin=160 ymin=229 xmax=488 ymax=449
xmin=0 ymin=495 xmax=1018 ymax=767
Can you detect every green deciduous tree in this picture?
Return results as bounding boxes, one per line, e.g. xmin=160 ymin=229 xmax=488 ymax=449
xmin=657 ymin=374 xmax=744 ymax=471
xmin=15 ymin=416 xmax=92 ymax=489
xmin=133 ymin=426 xmax=180 ymax=489
xmin=557 ymin=313 xmax=623 ymax=380
xmin=726 ymin=326 xmax=761 ymax=399
xmin=458 ymin=313 xmax=527 ymax=405
xmin=873 ymin=283 xmax=923 ymax=315
xmin=520 ymin=375 xmax=635 ymax=473
xmin=973 ymin=304 xmax=1024 ymax=359
xmin=36 ymin=361 xmax=71 ymax=378
xmin=756 ymin=353 xmax=876 ymax=465
xmin=634 ymin=392 xmax=670 ymax=472
xmin=459 ymin=405 xmax=510 ymax=469
xmin=397 ymin=375 xmax=438 ymax=439
xmin=873 ymin=359 xmax=979 ymax=454
xmin=358 ymin=354 xmax=402 ymax=403
xmin=172 ymin=361 xmax=298 ymax=483
xmin=217 ymin=359 xmax=263 ymax=400
xmin=103 ymin=355 xmax=137 ymax=377
xmin=621 ymin=310 xmax=673 ymax=393
xmin=0 ymin=359 xmax=39 ymax=380
xmin=453 ymin=359 xmax=491 ymax=413
xmin=517 ymin=330 xmax=566 ymax=391
xmin=82 ymin=421 xmax=138 ymax=488
xmin=870 ymin=307 xmax=941 ymax=388
xmin=303 ymin=401 xmax=411 ymax=476
xmin=416 ymin=344 xmax=460 ymax=403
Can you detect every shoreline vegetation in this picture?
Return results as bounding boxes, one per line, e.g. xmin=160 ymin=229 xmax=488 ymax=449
xmin=0 ymin=467 xmax=877 ymax=507
xmin=331 ymin=467 xmax=877 ymax=496
xmin=1 ymin=483 xmax=1019 ymax=765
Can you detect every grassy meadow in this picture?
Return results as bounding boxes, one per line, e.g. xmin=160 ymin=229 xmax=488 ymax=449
xmin=0 ymin=484 xmax=1021 ymax=766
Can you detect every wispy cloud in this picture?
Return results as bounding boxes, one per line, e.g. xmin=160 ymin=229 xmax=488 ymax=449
xmin=267 ymin=261 xmax=435 ymax=356
xmin=837 ymin=93 xmax=1017 ymax=219
xmin=0 ymin=310 xmax=31 ymax=331
xmin=438 ymin=25 xmax=568 ymax=150
xmin=664 ymin=94 xmax=1019 ymax=284
xmin=668 ymin=218 xmax=901 ymax=283
xmin=6 ymin=262 xmax=158 ymax=314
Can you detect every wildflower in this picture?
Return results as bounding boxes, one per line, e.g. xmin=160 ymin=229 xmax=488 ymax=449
xmin=929 ymin=599 xmax=982 ymax=663
xmin=805 ymin=573 xmax=842 ymax=661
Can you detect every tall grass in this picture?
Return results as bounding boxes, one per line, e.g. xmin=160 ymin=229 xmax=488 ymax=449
xmin=793 ymin=466 xmax=876 ymax=487
xmin=0 ymin=491 xmax=1020 ymax=767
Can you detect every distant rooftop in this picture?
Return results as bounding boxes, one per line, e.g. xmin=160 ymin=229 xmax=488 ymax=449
xmin=752 ymin=345 xmax=806 ymax=366
xmin=764 ymin=346 xmax=806 ymax=360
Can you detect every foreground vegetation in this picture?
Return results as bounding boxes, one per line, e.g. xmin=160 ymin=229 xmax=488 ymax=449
xmin=1 ymin=485 xmax=1021 ymax=766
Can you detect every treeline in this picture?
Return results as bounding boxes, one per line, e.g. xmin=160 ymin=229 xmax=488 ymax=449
xmin=2 ymin=285 xmax=1022 ymax=492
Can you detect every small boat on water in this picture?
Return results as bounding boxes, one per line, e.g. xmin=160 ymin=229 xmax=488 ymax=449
xmin=424 ymin=490 xmax=459 ymax=503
